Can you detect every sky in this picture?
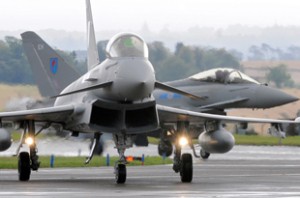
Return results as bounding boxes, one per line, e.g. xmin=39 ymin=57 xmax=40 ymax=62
xmin=1 ymin=0 xmax=300 ymax=32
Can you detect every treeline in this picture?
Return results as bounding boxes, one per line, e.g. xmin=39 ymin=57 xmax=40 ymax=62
xmin=0 ymin=36 xmax=241 ymax=84
xmin=98 ymin=41 xmax=241 ymax=81
xmin=148 ymin=42 xmax=241 ymax=81
xmin=0 ymin=37 xmax=33 ymax=84
xmin=248 ymin=43 xmax=300 ymax=61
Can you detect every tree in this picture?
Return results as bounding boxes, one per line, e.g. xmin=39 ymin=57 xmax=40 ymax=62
xmin=148 ymin=41 xmax=170 ymax=64
xmin=0 ymin=36 xmax=88 ymax=85
xmin=97 ymin=40 xmax=108 ymax=62
xmin=0 ymin=35 xmax=241 ymax=85
xmin=266 ymin=64 xmax=294 ymax=88
xmin=248 ymin=45 xmax=265 ymax=60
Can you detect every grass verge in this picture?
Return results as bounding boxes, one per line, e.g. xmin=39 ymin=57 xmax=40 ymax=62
xmin=149 ymin=135 xmax=300 ymax=146
xmin=0 ymin=156 xmax=172 ymax=169
xmin=234 ymin=134 xmax=300 ymax=146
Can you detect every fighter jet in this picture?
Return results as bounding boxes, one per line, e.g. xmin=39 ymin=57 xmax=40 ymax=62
xmin=1 ymin=0 xmax=299 ymax=184
xmin=156 ymin=68 xmax=297 ymax=111
xmin=20 ymin=32 xmax=298 ymax=159
xmin=154 ymin=68 xmax=298 ymax=158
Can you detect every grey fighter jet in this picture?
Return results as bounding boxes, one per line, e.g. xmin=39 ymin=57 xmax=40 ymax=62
xmin=1 ymin=0 xmax=299 ymax=184
xmin=20 ymin=32 xmax=298 ymax=159
xmin=155 ymin=68 xmax=297 ymax=111
xmin=154 ymin=68 xmax=298 ymax=158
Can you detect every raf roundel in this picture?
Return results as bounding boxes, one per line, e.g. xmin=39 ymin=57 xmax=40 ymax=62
xmin=50 ymin=57 xmax=58 ymax=74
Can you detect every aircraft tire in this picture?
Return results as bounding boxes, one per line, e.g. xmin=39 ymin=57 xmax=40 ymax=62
xmin=115 ymin=164 xmax=126 ymax=184
xmin=180 ymin=153 xmax=193 ymax=183
xmin=18 ymin=152 xmax=31 ymax=181
xmin=200 ymin=149 xmax=210 ymax=159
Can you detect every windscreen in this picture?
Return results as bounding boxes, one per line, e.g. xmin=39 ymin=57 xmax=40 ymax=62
xmin=189 ymin=68 xmax=259 ymax=84
xmin=106 ymin=33 xmax=148 ymax=58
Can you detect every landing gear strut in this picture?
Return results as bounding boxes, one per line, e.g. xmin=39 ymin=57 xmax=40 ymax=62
xmin=172 ymin=121 xmax=193 ymax=183
xmin=85 ymin=133 xmax=101 ymax=164
xmin=18 ymin=120 xmax=40 ymax=181
xmin=113 ymin=134 xmax=132 ymax=184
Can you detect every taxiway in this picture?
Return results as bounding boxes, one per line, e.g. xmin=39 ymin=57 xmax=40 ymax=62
xmin=1 ymin=154 xmax=300 ymax=197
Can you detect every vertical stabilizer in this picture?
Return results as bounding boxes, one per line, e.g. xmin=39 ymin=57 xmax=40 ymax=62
xmin=21 ymin=31 xmax=80 ymax=97
xmin=86 ymin=0 xmax=100 ymax=70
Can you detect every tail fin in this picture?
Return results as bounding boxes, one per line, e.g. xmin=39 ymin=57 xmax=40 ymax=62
xmin=21 ymin=31 xmax=80 ymax=97
xmin=86 ymin=0 xmax=100 ymax=70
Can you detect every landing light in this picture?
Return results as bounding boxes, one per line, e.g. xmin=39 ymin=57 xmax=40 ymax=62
xmin=179 ymin=136 xmax=188 ymax=147
xmin=25 ymin=137 xmax=34 ymax=146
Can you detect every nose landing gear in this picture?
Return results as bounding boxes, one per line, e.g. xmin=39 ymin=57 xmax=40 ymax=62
xmin=113 ymin=134 xmax=132 ymax=184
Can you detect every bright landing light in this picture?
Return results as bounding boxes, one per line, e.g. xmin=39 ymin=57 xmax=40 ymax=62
xmin=179 ymin=136 xmax=188 ymax=147
xmin=25 ymin=137 xmax=34 ymax=145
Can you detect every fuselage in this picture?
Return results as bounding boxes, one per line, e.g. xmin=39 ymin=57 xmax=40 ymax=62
xmin=55 ymin=58 xmax=155 ymax=105
xmin=54 ymin=33 xmax=159 ymax=135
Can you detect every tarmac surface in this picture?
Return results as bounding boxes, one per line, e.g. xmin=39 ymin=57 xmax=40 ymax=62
xmin=1 ymin=140 xmax=300 ymax=197
xmin=1 ymin=159 xmax=300 ymax=197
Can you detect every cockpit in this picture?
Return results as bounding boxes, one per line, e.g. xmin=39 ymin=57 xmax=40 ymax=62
xmin=189 ymin=68 xmax=259 ymax=84
xmin=106 ymin=33 xmax=149 ymax=58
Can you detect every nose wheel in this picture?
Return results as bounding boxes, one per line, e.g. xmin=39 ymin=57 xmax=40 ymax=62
xmin=115 ymin=164 xmax=127 ymax=184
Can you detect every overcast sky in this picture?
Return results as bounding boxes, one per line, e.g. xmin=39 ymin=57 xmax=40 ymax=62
xmin=1 ymin=0 xmax=300 ymax=32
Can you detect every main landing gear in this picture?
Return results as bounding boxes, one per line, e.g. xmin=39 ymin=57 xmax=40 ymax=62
xmin=173 ymin=143 xmax=193 ymax=183
xmin=172 ymin=121 xmax=193 ymax=183
xmin=18 ymin=152 xmax=31 ymax=181
xmin=17 ymin=120 xmax=40 ymax=181
xmin=113 ymin=134 xmax=132 ymax=184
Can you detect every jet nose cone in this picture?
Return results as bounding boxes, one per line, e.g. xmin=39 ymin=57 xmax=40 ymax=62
xmin=256 ymin=86 xmax=298 ymax=108
xmin=123 ymin=78 xmax=155 ymax=100
xmin=113 ymin=59 xmax=156 ymax=101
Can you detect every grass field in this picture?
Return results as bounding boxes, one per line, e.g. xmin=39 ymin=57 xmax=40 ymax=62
xmin=234 ymin=134 xmax=300 ymax=146
xmin=0 ymin=84 xmax=40 ymax=111
xmin=0 ymin=156 xmax=173 ymax=169
xmin=149 ymin=135 xmax=300 ymax=146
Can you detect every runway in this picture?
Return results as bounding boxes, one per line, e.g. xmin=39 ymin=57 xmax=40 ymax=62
xmin=1 ymin=155 xmax=300 ymax=197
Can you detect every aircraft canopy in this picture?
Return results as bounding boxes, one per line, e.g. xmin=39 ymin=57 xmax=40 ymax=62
xmin=189 ymin=68 xmax=259 ymax=84
xmin=106 ymin=33 xmax=148 ymax=58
